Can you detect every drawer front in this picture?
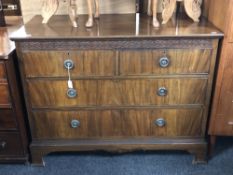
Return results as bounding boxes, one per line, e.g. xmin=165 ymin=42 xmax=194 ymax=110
xmin=213 ymin=115 xmax=233 ymax=136
xmin=28 ymin=80 xmax=97 ymax=107
xmin=31 ymin=109 xmax=203 ymax=139
xmin=0 ymin=109 xmax=17 ymax=130
xmin=120 ymin=49 xmax=211 ymax=75
xmin=28 ymin=79 xmax=207 ymax=108
xmin=0 ymin=62 xmax=6 ymax=79
xmin=0 ymin=83 xmax=11 ymax=105
xmin=0 ymin=132 xmax=24 ymax=156
xmin=97 ymin=79 xmax=207 ymax=106
xmin=22 ymin=51 xmax=117 ymax=77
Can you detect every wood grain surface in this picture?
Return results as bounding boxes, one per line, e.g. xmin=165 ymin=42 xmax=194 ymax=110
xmin=31 ymin=108 xmax=203 ymax=139
xmin=0 ymin=62 xmax=6 ymax=78
xmin=27 ymin=78 xmax=207 ymax=108
xmin=0 ymin=83 xmax=11 ymax=105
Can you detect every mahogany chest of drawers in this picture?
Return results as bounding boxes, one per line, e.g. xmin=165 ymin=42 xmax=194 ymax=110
xmin=0 ymin=20 xmax=28 ymax=163
xmin=11 ymin=14 xmax=223 ymax=166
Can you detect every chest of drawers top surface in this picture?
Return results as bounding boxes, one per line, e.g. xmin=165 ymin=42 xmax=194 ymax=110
xmin=10 ymin=14 xmax=223 ymax=41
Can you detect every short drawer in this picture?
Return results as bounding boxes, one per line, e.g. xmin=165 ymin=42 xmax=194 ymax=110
xmin=0 ymin=132 xmax=24 ymax=156
xmin=22 ymin=51 xmax=117 ymax=77
xmin=120 ymin=49 xmax=211 ymax=75
xmin=213 ymin=115 xmax=233 ymax=136
xmin=0 ymin=109 xmax=17 ymax=130
xmin=31 ymin=108 xmax=203 ymax=139
xmin=28 ymin=78 xmax=207 ymax=108
xmin=0 ymin=62 xmax=6 ymax=79
xmin=0 ymin=83 xmax=11 ymax=105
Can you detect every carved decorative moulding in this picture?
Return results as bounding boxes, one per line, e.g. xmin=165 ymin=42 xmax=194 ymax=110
xmin=162 ymin=0 xmax=203 ymax=24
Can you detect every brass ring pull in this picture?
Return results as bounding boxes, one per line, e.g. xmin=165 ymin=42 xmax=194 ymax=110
xmin=157 ymin=87 xmax=168 ymax=96
xmin=155 ymin=118 xmax=166 ymax=127
xmin=159 ymin=56 xmax=170 ymax=68
xmin=71 ymin=120 xmax=80 ymax=128
xmin=67 ymin=88 xmax=77 ymax=98
xmin=64 ymin=59 xmax=74 ymax=70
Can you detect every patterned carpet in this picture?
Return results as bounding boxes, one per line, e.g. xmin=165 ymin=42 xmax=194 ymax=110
xmin=0 ymin=137 xmax=232 ymax=175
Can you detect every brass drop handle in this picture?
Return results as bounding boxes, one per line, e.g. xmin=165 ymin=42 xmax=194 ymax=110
xmin=157 ymin=87 xmax=168 ymax=96
xmin=154 ymin=118 xmax=166 ymax=127
xmin=71 ymin=119 xmax=80 ymax=128
xmin=159 ymin=56 xmax=170 ymax=68
xmin=0 ymin=141 xmax=6 ymax=149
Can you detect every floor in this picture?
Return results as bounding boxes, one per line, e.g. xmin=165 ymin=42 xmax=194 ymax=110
xmin=0 ymin=137 xmax=232 ymax=175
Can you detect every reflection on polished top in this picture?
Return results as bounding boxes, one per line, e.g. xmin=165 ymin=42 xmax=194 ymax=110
xmin=10 ymin=14 xmax=223 ymax=41
xmin=0 ymin=16 xmax=22 ymax=58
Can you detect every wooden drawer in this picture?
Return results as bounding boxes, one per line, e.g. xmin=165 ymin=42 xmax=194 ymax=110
xmin=213 ymin=115 xmax=233 ymax=136
xmin=97 ymin=78 xmax=207 ymax=106
xmin=0 ymin=132 xmax=24 ymax=156
xmin=0 ymin=62 xmax=6 ymax=79
xmin=28 ymin=80 xmax=97 ymax=107
xmin=28 ymin=78 xmax=207 ymax=108
xmin=22 ymin=51 xmax=117 ymax=77
xmin=0 ymin=83 xmax=11 ymax=105
xmin=120 ymin=49 xmax=211 ymax=75
xmin=0 ymin=109 xmax=17 ymax=130
xmin=31 ymin=108 xmax=203 ymax=139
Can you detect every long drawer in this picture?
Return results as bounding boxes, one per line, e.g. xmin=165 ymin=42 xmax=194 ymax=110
xmin=31 ymin=108 xmax=203 ymax=139
xmin=0 ymin=109 xmax=17 ymax=130
xmin=27 ymin=78 xmax=207 ymax=108
xmin=21 ymin=49 xmax=211 ymax=78
xmin=0 ymin=132 xmax=24 ymax=156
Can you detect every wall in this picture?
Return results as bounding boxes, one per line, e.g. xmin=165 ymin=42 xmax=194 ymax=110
xmin=20 ymin=0 xmax=164 ymax=23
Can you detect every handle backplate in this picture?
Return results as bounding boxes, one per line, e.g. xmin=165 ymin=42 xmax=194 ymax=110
xmin=71 ymin=120 xmax=80 ymax=128
xmin=159 ymin=56 xmax=170 ymax=68
xmin=157 ymin=87 xmax=168 ymax=96
xmin=155 ymin=118 xmax=166 ymax=127
xmin=64 ymin=59 xmax=74 ymax=69
xmin=67 ymin=88 xmax=77 ymax=98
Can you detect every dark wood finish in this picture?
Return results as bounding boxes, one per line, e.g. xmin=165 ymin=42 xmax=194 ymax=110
xmin=120 ymin=49 xmax=212 ymax=75
xmin=0 ymin=17 xmax=28 ymax=163
xmin=27 ymin=78 xmax=207 ymax=108
xmin=23 ymin=51 xmax=117 ymax=77
xmin=0 ymin=132 xmax=24 ymax=156
xmin=97 ymin=79 xmax=207 ymax=106
xmin=0 ymin=0 xmax=6 ymax=27
xmin=11 ymin=14 xmax=222 ymax=166
xmin=31 ymin=108 xmax=203 ymax=139
xmin=0 ymin=82 xmax=10 ymax=105
xmin=0 ymin=62 xmax=6 ymax=78
xmin=205 ymin=0 xmax=233 ymax=155
xmin=10 ymin=15 xmax=222 ymax=40
xmin=0 ymin=109 xmax=17 ymax=130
